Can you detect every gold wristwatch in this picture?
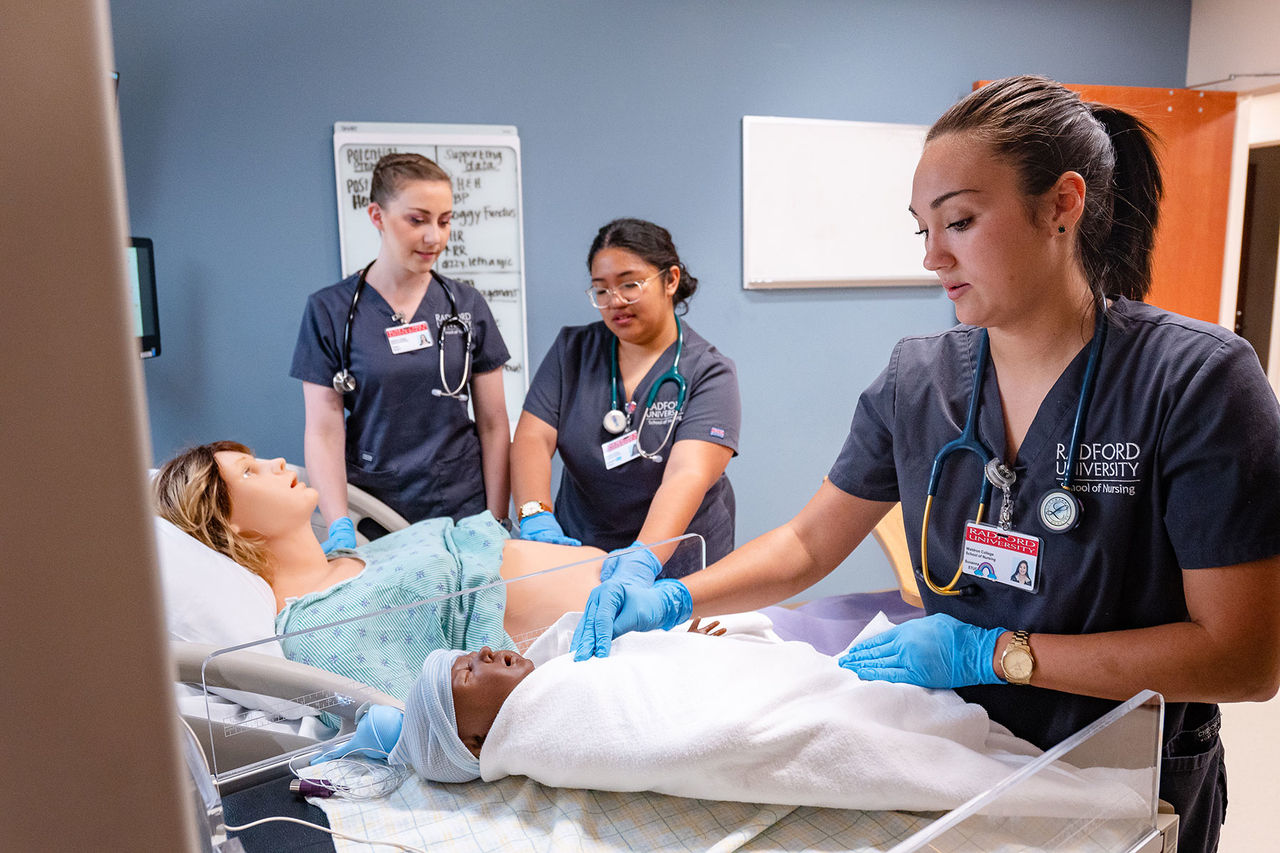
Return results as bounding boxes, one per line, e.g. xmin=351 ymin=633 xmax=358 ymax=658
xmin=516 ymin=500 xmax=553 ymax=522
xmin=1000 ymin=630 xmax=1036 ymax=685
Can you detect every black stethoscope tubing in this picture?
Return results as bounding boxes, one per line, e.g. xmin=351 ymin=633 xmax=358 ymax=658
xmin=332 ymin=260 xmax=472 ymax=400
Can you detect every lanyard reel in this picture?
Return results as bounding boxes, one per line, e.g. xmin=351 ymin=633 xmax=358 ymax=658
xmin=331 ymin=260 xmax=472 ymax=400
xmin=602 ymin=313 xmax=688 ymax=460
xmin=918 ymin=314 xmax=1107 ymax=596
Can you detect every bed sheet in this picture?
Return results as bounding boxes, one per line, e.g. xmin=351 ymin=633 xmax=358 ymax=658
xmin=314 ymin=772 xmax=938 ymax=852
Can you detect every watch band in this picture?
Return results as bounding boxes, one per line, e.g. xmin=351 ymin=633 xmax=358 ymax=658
xmin=1000 ymin=630 xmax=1036 ymax=685
xmin=516 ymin=500 xmax=553 ymax=522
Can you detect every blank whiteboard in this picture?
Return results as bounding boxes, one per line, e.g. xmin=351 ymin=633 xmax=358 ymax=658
xmin=742 ymin=116 xmax=932 ymax=289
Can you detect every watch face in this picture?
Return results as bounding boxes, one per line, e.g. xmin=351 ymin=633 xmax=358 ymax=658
xmin=1004 ymin=649 xmax=1034 ymax=682
xmin=1038 ymin=488 xmax=1080 ymax=533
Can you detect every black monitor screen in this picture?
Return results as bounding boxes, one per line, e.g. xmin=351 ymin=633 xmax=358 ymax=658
xmin=128 ymin=237 xmax=160 ymax=358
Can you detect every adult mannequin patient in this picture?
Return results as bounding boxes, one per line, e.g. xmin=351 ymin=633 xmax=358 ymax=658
xmin=153 ymin=441 xmax=607 ymax=698
xmin=316 ymin=615 xmax=1150 ymax=817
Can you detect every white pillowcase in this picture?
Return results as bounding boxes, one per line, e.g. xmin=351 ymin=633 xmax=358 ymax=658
xmin=153 ymin=516 xmax=283 ymax=657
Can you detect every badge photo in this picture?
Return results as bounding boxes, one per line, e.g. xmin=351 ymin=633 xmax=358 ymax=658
xmin=960 ymin=522 xmax=1041 ymax=593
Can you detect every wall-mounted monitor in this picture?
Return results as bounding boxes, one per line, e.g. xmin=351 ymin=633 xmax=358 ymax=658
xmin=128 ymin=237 xmax=161 ymax=358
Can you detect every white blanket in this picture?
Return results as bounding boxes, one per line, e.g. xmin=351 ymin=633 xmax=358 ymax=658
xmin=481 ymin=613 xmax=1148 ymax=817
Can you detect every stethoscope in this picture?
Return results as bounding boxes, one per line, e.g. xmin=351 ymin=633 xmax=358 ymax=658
xmin=331 ymin=260 xmax=472 ymax=401
xmin=602 ymin=311 xmax=688 ymax=461
xmin=918 ymin=312 xmax=1107 ymax=596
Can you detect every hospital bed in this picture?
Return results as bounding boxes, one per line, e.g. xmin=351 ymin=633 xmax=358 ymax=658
xmin=179 ymin=580 xmax=1174 ymax=853
xmin=161 ymin=493 xmax=1175 ymax=852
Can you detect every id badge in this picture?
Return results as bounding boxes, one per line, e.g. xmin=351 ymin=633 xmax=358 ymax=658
xmin=386 ymin=321 xmax=433 ymax=354
xmin=602 ymin=431 xmax=640 ymax=469
xmin=960 ymin=522 xmax=1041 ymax=592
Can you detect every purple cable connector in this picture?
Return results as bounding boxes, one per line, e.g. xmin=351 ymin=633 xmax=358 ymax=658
xmin=289 ymin=778 xmax=335 ymax=798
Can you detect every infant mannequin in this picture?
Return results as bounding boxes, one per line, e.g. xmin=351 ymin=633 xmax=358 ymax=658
xmin=314 ymin=620 xmax=725 ymax=781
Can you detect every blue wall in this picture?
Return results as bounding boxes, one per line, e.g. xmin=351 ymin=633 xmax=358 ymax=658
xmin=110 ymin=0 xmax=1192 ymax=598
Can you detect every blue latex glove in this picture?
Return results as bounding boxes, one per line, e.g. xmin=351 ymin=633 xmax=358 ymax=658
xmin=571 ymin=578 xmax=692 ymax=661
xmin=311 ymin=704 xmax=405 ymax=764
xmin=837 ymin=613 xmax=1005 ymax=689
xmin=598 ymin=542 xmax=662 ymax=584
xmin=320 ymin=516 xmax=356 ymax=554
xmin=518 ymin=511 xmax=582 ymax=546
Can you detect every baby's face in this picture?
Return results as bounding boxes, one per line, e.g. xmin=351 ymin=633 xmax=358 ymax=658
xmin=451 ymin=647 xmax=534 ymax=756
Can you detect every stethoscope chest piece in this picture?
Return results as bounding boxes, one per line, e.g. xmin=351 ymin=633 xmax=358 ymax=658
xmin=332 ymin=369 xmax=358 ymax=394
xmin=1038 ymin=488 xmax=1081 ymax=533
xmin=602 ymin=408 xmax=628 ymax=435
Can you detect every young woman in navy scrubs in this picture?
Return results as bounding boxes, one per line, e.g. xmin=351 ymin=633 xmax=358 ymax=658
xmin=571 ymin=78 xmax=1280 ymax=853
xmin=511 ymin=218 xmax=741 ymax=579
xmin=291 ymin=154 xmax=511 ymax=548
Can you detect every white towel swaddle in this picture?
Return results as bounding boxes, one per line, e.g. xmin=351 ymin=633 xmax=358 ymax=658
xmin=479 ymin=613 xmax=1150 ymax=816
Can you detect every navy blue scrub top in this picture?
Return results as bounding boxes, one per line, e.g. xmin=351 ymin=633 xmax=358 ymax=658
xmin=523 ymin=321 xmax=740 ymax=577
xmin=290 ymin=271 xmax=510 ymax=523
xmin=829 ymin=297 xmax=1280 ymax=754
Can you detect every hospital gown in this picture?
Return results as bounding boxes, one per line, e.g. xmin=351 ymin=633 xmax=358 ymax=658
xmin=275 ymin=513 xmax=515 ymax=700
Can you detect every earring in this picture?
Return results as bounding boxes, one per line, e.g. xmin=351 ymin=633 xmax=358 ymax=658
xmin=1057 ymin=225 xmax=1066 ymax=234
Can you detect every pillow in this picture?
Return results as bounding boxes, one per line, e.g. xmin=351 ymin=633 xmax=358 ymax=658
xmin=153 ymin=516 xmax=284 ymax=657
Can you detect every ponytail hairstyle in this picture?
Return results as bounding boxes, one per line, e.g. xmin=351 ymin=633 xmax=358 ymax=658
xmin=928 ymin=75 xmax=1164 ymax=311
xmin=370 ymin=152 xmax=452 ymax=207
xmin=587 ymin=218 xmax=699 ymax=314
xmin=154 ymin=440 xmax=275 ymax=582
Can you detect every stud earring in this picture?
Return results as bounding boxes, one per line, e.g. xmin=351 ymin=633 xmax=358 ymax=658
xmin=1057 ymin=225 xmax=1066 ymax=234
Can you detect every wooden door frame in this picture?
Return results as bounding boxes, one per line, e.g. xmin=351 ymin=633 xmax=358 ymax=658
xmin=1223 ymin=87 xmax=1280 ymax=395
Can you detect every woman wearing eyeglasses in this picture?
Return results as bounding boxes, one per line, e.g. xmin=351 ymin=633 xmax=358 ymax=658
xmin=511 ymin=218 xmax=740 ymax=579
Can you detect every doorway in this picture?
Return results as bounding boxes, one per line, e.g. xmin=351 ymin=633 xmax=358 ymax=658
xmin=1236 ymin=144 xmax=1280 ymax=371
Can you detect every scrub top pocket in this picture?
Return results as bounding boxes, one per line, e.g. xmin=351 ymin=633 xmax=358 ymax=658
xmin=345 ymin=458 xmax=397 ymax=490
xmin=426 ymin=445 xmax=486 ymax=522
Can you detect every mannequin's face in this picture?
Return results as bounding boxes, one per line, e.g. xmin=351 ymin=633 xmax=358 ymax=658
xmin=451 ymin=647 xmax=534 ymax=756
xmin=214 ymin=451 xmax=317 ymax=537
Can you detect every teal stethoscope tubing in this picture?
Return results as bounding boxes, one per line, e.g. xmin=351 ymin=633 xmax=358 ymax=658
xmin=607 ymin=312 xmax=688 ymax=460
xmin=919 ymin=311 xmax=1107 ymax=596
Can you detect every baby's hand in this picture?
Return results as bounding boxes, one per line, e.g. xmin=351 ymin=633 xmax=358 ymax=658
xmin=687 ymin=617 xmax=726 ymax=637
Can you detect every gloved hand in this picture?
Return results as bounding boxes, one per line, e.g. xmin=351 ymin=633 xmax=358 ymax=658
xmin=311 ymin=704 xmax=405 ymax=764
xmin=518 ymin=511 xmax=582 ymax=546
xmin=837 ymin=613 xmax=1005 ymax=689
xmin=598 ymin=542 xmax=662 ymax=585
xmin=571 ymin=578 xmax=692 ymax=661
xmin=320 ymin=516 xmax=357 ymax=554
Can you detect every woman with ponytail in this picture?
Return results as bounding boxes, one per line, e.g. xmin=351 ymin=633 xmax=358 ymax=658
xmin=572 ymin=77 xmax=1280 ymax=853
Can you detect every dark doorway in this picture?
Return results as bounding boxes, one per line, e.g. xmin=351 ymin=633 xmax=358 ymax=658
xmin=1236 ymin=144 xmax=1280 ymax=371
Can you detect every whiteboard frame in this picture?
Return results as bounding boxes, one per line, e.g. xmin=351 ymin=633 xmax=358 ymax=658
xmin=742 ymin=115 xmax=936 ymax=290
xmin=332 ymin=121 xmax=530 ymax=424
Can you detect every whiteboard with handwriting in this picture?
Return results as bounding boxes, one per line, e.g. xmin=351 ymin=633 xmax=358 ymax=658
xmin=742 ymin=116 xmax=933 ymax=289
xmin=333 ymin=121 xmax=529 ymax=425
